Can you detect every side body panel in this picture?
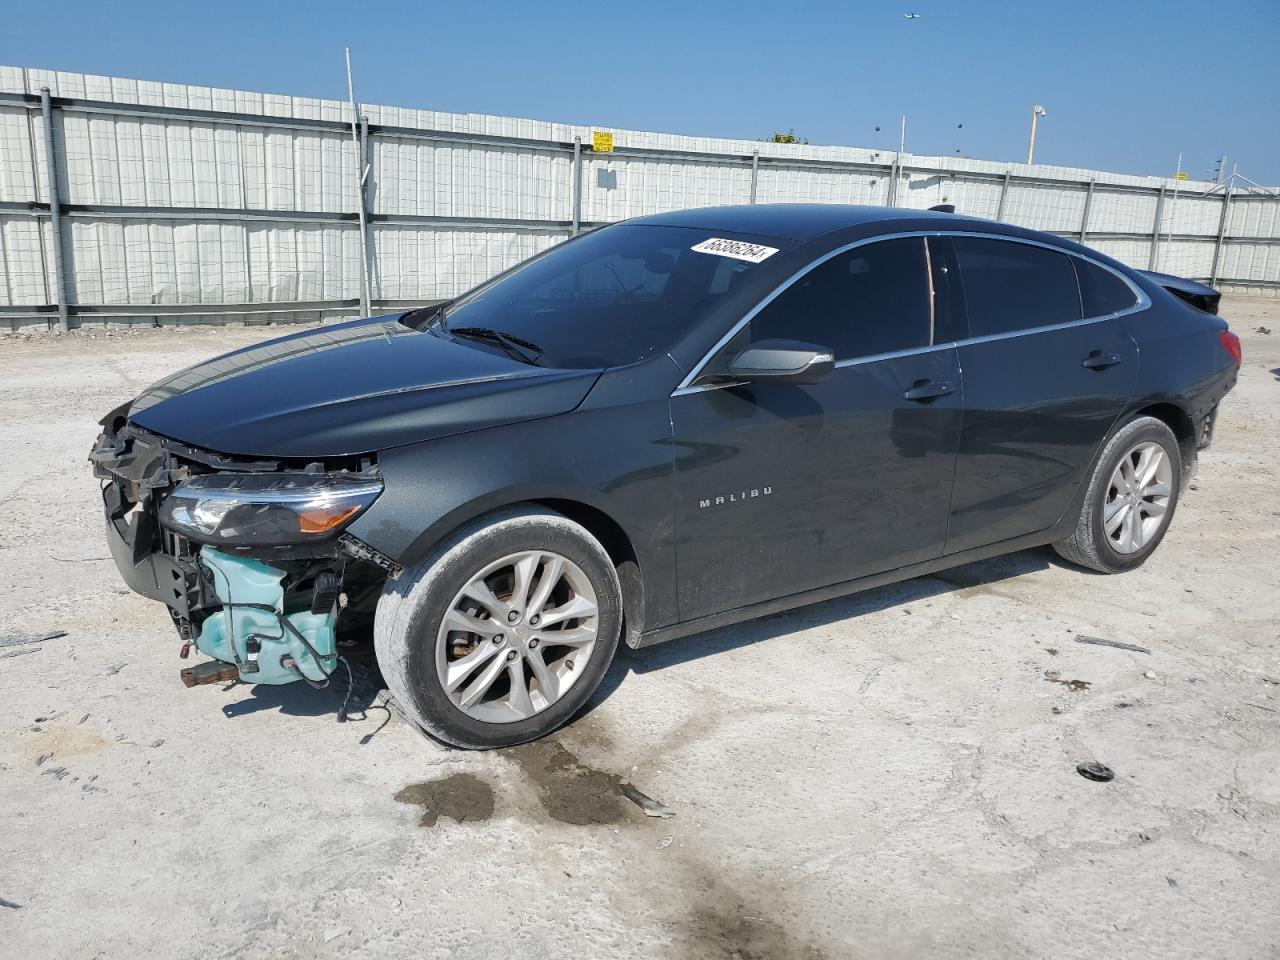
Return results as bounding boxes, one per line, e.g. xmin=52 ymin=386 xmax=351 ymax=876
xmin=1120 ymin=286 xmax=1236 ymax=435
xmin=668 ymin=348 xmax=963 ymax=620
xmin=945 ymin=319 xmax=1139 ymax=554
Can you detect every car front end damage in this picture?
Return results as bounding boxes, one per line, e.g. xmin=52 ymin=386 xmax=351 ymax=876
xmin=90 ymin=413 xmax=399 ymax=691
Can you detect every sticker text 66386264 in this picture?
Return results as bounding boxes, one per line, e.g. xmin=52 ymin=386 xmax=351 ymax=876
xmin=690 ymin=237 xmax=779 ymax=264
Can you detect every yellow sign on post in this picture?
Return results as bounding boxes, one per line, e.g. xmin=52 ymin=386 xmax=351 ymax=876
xmin=592 ymin=131 xmax=614 ymax=153
xmin=1175 ymin=171 xmax=1188 ymax=181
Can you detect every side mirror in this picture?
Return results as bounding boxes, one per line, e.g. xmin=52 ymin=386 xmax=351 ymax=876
xmin=724 ymin=339 xmax=834 ymax=385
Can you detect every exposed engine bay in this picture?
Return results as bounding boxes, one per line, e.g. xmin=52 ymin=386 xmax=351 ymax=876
xmin=90 ymin=410 xmax=397 ymax=694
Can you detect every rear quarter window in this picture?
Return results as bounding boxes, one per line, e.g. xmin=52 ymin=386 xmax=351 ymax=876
xmin=1074 ymin=259 xmax=1138 ymax=317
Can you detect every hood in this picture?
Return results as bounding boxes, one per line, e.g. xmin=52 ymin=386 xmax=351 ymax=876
xmin=125 ymin=315 xmax=602 ymax=458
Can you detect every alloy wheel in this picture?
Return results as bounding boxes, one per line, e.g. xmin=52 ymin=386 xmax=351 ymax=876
xmin=435 ymin=550 xmax=600 ymax=723
xmin=1104 ymin=441 xmax=1173 ymax=554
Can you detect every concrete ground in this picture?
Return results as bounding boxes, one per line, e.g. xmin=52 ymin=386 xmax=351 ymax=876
xmin=1 ymin=298 xmax=1278 ymax=960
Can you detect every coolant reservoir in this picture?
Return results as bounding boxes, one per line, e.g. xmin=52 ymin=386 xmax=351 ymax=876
xmin=194 ymin=548 xmax=337 ymax=685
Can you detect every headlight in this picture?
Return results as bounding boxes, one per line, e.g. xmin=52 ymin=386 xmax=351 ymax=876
xmin=159 ymin=473 xmax=383 ymax=546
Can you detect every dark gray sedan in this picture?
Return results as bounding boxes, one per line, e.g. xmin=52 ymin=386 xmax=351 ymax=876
xmin=91 ymin=204 xmax=1240 ymax=747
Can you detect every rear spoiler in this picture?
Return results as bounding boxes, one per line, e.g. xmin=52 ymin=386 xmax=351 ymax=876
xmin=1138 ymin=270 xmax=1220 ymax=315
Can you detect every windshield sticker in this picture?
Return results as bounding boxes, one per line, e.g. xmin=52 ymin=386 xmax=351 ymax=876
xmin=691 ymin=237 xmax=779 ymax=264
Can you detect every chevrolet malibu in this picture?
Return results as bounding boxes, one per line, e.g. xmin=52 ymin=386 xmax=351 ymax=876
xmin=91 ymin=204 xmax=1240 ymax=748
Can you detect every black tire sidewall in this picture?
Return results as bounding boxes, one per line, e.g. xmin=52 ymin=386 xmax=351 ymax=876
xmin=397 ymin=515 xmax=622 ymax=748
xmin=1088 ymin=419 xmax=1181 ymax=572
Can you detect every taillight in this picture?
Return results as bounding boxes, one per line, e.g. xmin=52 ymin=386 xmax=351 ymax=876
xmin=1219 ymin=329 xmax=1242 ymax=365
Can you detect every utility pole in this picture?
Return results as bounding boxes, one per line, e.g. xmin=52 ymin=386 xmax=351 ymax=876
xmin=345 ymin=48 xmax=372 ymax=319
xmin=1160 ymin=151 xmax=1183 ymax=271
xmin=889 ymin=115 xmax=906 ymax=207
xmin=1026 ymin=105 xmax=1047 ymax=165
xmin=1213 ymin=155 xmax=1228 ymax=185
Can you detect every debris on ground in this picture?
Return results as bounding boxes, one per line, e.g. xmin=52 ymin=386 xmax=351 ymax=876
xmin=1256 ymin=326 xmax=1272 ymax=334
xmin=1077 ymin=762 xmax=1116 ymax=782
xmin=1044 ymin=670 xmax=1091 ymax=692
xmin=657 ymin=836 xmax=674 ymax=849
xmin=1144 ymin=671 xmax=1159 ymax=680
xmin=0 ymin=897 xmax=23 ymax=910
xmin=0 ymin=630 xmax=67 ymax=649
xmin=620 ymin=782 xmax=676 ymax=818
xmin=1075 ymin=634 xmax=1151 ymax=654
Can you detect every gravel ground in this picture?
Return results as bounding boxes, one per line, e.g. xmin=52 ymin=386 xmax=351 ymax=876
xmin=1 ymin=299 xmax=1278 ymax=960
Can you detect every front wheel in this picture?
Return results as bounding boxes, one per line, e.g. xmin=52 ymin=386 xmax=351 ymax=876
xmin=374 ymin=507 xmax=622 ymax=749
xmin=1053 ymin=415 xmax=1182 ymax=573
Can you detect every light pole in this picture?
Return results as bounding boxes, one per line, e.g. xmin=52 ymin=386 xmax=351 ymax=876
xmin=1026 ymin=105 xmax=1047 ymax=165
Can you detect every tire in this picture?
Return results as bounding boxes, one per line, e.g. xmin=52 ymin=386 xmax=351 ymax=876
xmin=1053 ymin=415 xmax=1182 ymax=573
xmin=374 ymin=507 xmax=622 ymax=749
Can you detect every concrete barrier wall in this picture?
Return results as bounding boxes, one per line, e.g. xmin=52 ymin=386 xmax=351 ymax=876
xmin=2 ymin=64 xmax=1276 ymax=330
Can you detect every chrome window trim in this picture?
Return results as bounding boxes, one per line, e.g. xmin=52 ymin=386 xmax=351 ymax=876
xmin=671 ymin=229 xmax=1151 ymax=398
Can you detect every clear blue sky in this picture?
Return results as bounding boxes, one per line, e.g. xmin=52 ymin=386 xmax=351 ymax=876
xmin=4 ymin=0 xmax=1278 ymax=182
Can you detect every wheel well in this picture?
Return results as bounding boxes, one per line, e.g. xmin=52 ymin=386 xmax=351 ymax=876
xmin=1131 ymin=401 xmax=1196 ymax=478
xmin=536 ymin=499 xmax=645 ymax=647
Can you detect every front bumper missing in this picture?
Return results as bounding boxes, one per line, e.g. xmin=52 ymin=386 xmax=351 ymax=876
xmin=92 ymin=424 xmax=396 ymax=687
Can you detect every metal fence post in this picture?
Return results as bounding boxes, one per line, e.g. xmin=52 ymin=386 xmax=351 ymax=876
xmin=39 ymin=88 xmax=69 ymax=332
xmin=749 ymin=150 xmax=759 ymax=204
xmin=1210 ymin=179 xmax=1233 ymax=285
xmin=359 ymin=114 xmax=378 ymax=304
xmin=996 ymin=171 xmax=1011 ymax=222
xmin=571 ymin=136 xmax=582 ymax=236
xmin=1148 ymin=185 xmax=1166 ymax=270
xmin=1079 ymin=178 xmax=1095 ymax=242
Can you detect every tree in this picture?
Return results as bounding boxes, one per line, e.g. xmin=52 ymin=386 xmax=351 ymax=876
xmin=764 ymin=129 xmax=809 ymax=144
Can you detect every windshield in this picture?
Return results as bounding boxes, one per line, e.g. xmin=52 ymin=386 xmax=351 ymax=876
xmin=417 ymin=224 xmax=790 ymax=369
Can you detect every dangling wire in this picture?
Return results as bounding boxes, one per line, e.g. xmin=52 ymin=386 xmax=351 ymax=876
xmin=336 ymin=656 xmax=354 ymax=723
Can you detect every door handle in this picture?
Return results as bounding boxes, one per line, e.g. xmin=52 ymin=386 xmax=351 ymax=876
xmin=903 ymin=379 xmax=954 ymax=402
xmin=1081 ymin=351 xmax=1123 ymax=370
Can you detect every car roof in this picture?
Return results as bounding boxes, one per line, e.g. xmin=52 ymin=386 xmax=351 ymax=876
xmin=629 ymin=203 xmax=979 ymax=242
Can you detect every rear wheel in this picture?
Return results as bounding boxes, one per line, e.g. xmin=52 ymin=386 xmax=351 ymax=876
xmin=374 ymin=507 xmax=622 ymax=748
xmin=1053 ymin=415 xmax=1181 ymax=573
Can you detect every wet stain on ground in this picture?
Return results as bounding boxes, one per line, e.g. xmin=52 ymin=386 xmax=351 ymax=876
xmin=676 ymin=865 xmax=831 ymax=960
xmin=394 ymin=772 xmax=495 ymax=827
xmin=22 ymin=724 xmax=108 ymax=763
xmin=686 ymin=908 xmax=829 ymax=960
xmin=507 ymin=738 xmax=633 ymax=825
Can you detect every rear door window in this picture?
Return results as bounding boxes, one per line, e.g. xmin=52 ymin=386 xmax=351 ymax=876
xmin=952 ymin=237 xmax=1082 ymax=336
xmin=748 ymin=237 xmax=932 ymax=361
xmin=1074 ymin=258 xmax=1138 ymax=317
